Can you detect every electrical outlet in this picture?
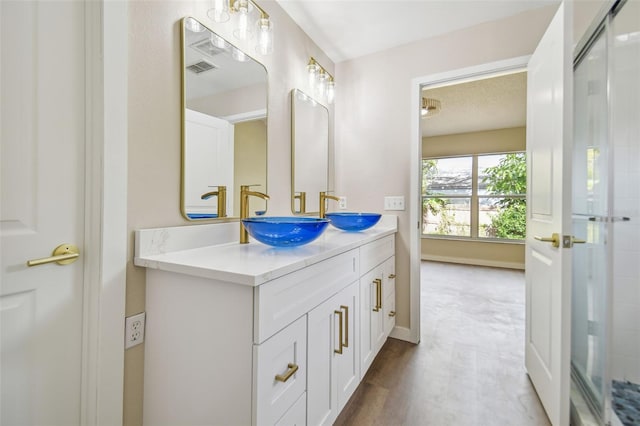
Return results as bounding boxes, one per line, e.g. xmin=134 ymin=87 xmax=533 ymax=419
xmin=125 ymin=312 xmax=146 ymax=349
xmin=384 ymin=196 xmax=405 ymax=211
xmin=338 ymin=196 xmax=347 ymax=210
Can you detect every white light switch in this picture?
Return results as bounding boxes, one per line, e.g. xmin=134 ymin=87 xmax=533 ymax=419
xmin=384 ymin=196 xmax=405 ymax=211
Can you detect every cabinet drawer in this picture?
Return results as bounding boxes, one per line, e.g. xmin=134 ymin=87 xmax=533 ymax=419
xmin=275 ymin=392 xmax=306 ymax=426
xmin=254 ymin=249 xmax=359 ymax=344
xmin=254 ymin=316 xmax=307 ymax=426
xmin=360 ymin=235 xmax=394 ymax=275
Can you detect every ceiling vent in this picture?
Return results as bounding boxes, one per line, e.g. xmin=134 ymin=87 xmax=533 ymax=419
xmin=186 ymin=60 xmax=217 ymax=74
xmin=190 ymin=37 xmax=226 ymax=58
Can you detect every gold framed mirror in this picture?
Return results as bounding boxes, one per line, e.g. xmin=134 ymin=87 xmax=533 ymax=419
xmin=290 ymin=89 xmax=329 ymax=215
xmin=181 ymin=17 xmax=268 ymax=221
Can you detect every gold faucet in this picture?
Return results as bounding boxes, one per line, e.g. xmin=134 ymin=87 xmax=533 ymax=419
xmin=294 ymin=191 xmax=306 ymax=214
xmin=319 ymin=191 xmax=340 ymax=218
xmin=240 ymin=185 xmax=270 ymax=243
xmin=201 ymin=185 xmax=227 ymax=218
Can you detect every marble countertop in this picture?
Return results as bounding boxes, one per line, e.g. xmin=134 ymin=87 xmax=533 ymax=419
xmin=134 ymin=215 xmax=397 ymax=286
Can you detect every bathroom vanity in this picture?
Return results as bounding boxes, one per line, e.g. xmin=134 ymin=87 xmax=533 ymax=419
xmin=134 ymin=216 xmax=397 ymax=426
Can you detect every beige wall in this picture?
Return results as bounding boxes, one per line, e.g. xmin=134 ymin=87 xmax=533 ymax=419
xmin=422 ymin=127 xmax=526 ymax=268
xmin=234 ymin=120 xmax=268 ymax=214
xmin=126 ymin=1 xmax=333 ymax=424
xmin=334 ymin=0 xmax=604 ymax=337
xmin=335 ymin=6 xmax=558 ymax=335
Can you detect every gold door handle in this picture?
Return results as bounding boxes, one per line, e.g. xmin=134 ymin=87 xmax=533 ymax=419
xmin=372 ymin=279 xmax=382 ymax=312
xmin=388 ymin=311 xmax=396 ymax=317
xmin=275 ymin=363 xmax=299 ymax=382
xmin=334 ymin=309 xmax=344 ymax=354
xmin=534 ymin=233 xmax=560 ymax=248
xmin=27 ymin=244 xmax=80 ymax=267
xmin=340 ymin=305 xmax=349 ymax=348
xmin=572 ymin=236 xmax=586 ymax=244
xmin=388 ymin=273 xmax=396 ymax=279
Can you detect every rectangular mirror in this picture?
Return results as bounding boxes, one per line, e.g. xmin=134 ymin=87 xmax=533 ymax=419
xmin=291 ymin=89 xmax=329 ymax=214
xmin=181 ymin=17 xmax=268 ymax=221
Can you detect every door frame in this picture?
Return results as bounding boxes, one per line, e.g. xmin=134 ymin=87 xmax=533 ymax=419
xmin=407 ymin=55 xmax=530 ymax=344
xmin=81 ymin=1 xmax=127 ymax=424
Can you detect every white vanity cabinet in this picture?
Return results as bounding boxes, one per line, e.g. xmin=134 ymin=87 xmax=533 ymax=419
xmin=135 ymin=217 xmax=397 ymax=426
xmin=359 ymin=235 xmax=396 ymax=377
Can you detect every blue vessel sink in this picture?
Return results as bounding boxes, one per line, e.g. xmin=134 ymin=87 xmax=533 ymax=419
xmin=325 ymin=212 xmax=382 ymax=232
xmin=241 ymin=217 xmax=330 ymax=247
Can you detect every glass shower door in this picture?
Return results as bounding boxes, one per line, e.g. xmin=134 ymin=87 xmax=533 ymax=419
xmin=571 ymin=23 xmax=610 ymax=422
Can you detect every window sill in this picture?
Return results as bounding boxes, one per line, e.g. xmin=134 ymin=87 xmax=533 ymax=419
xmin=421 ymin=235 xmax=525 ymax=245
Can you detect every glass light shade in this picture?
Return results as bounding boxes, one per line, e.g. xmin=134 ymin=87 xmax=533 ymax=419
xmin=185 ymin=17 xmax=205 ymax=32
xmin=326 ymin=79 xmax=335 ymax=104
xmin=307 ymin=63 xmax=318 ymax=90
xmin=233 ymin=1 xmax=252 ymax=40
xmin=207 ymin=0 xmax=230 ymax=23
xmin=210 ymin=33 xmax=229 ymax=49
xmin=255 ymin=17 xmax=273 ymax=55
xmin=231 ymin=47 xmax=250 ymax=62
xmin=316 ymin=70 xmax=327 ymax=98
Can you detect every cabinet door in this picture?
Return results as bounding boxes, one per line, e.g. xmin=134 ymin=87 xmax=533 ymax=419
xmin=307 ymin=281 xmax=359 ymax=426
xmin=382 ymin=256 xmax=396 ymax=337
xmin=254 ymin=316 xmax=307 ymax=426
xmin=307 ymin=294 xmax=339 ymax=426
xmin=334 ymin=281 xmax=359 ymax=410
xmin=359 ymin=267 xmax=384 ymax=376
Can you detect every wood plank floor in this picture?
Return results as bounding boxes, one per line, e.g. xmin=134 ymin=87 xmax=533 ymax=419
xmin=334 ymin=261 xmax=551 ymax=426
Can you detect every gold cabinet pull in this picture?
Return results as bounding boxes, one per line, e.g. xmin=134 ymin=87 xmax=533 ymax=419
xmin=27 ymin=244 xmax=80 ymax=267
xmin=377 ymin=279 xmax=382 ymax=312
xmin=275 ymin=363 xmax=299 ymax=382
xmin=340 ymin=305 xmax=349 ymax=348
xmin=334 ymin=309 xmax=344 ymax=354
xmin=372 ymin=279 xmax=382 ymax=312
xmin=534 ymin=233 xmax=560 ymax=248
xmin=388 ymin=273 xmax=396 ymax=279
xmin=388 ymin=311 xmax=396 ymax=317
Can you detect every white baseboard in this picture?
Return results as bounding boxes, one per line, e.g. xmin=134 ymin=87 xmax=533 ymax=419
xmin=389 ymin=326 xmax=418 ymax=344
xmin=421 ymin=255 xmax=524 ymax=270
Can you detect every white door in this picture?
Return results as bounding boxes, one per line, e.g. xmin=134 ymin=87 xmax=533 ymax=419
xmin=184 ymin=108 xmax=234 ymax=218
xmin=525 ymin=2 xmax=573 ymax=425
xmin=1 ymin=1 xmax=86 ymax=425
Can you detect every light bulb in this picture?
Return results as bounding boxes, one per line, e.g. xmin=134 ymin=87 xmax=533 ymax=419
xmin=255 ymin=17 xmax=273 ymax=55
xmin=207 ymin=0 xmax=230 ymax=23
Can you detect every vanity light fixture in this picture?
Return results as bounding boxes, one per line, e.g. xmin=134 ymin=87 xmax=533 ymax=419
xmin=421 ymin=97 xmax=441 ymax=118
xmin=207 ymin=0 xmax=274 ymax=55
xmin=307 ymin=57 xmax=335 ymax=104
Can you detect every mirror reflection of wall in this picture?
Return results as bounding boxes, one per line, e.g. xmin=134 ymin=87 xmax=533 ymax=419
xmin=291 ymin=89 xmax=329 ymax=214
xmin=181 ymin=17 xmax=267 ymax=221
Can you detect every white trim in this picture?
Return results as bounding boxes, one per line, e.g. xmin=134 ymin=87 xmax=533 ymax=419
xmin=222 ymin=108 xmax=267 ymax=123
xmin=409 ymin=55 xmax=531 ymax=347
xmin=421 ymin=255 xmax=525 ymax=271
xmin=389 ymin=326 xmax=413 ymax=342
xmin=82 ymin=1 xmax=127 ymax=425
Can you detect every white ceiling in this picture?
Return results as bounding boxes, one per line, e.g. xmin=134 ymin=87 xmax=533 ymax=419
xmin=275 ymin=0 xmax=559 ymax=63
xmin=421 ymin=71 xmax=527 ymax=137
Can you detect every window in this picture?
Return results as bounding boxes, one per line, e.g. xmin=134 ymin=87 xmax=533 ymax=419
xmin=422 ymin=152 xmax=526 ymax=241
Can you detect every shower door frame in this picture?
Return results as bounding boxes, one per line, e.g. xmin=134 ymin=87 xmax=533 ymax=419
xmin=571 ymin=0 xmax=632 ymax=424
